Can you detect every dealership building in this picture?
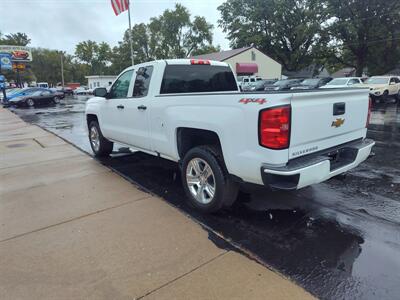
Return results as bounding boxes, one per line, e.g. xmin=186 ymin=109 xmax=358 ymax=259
xmin=191 ymin=46 xmax=282 ymax=79
xmin=85 ymin=75 xmax=117 ymax=90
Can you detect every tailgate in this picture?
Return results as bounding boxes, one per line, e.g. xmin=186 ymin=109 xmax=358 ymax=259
xmin=289 ymin=89 xmax=369 ymax=159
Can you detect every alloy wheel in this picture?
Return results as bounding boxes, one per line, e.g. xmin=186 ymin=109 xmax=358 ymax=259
xmin=90 ymin=125 xmax=100 ymax=153
xmin=186 ymin=158 xmax=216 ymax=204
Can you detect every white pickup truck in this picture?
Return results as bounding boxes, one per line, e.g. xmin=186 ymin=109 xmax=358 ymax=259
xmin=86 ymin=59 xmax=374 ymax=213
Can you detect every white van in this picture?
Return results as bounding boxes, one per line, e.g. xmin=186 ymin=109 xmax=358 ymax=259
xmin=37 ymin=82 xmax=49 ymax=89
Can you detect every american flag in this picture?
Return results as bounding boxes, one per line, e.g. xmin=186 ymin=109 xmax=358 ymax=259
xmin=111 ymin=0 xmax=129 ymax=16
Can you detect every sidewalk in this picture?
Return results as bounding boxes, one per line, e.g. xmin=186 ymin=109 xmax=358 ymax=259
xmin=0 ymin=107 xmax=314 ymax=300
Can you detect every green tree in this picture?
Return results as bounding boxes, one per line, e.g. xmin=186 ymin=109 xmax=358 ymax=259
xmin=75 ymin=40 xmax=112 ymax=75
xmin=191 ymin=45 xmax=221 ymax=56
xmin=112 ymin=3 xmax=217 ymax=68
xmin=218 ymin=0 xmax=327 ymax=72
xmin=325 ymin=0 xmax=400 ymax=76
xmin=0 ymin=32 xmax=31 ymax=46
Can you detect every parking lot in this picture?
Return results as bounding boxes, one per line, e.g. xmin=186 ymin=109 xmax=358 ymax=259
xmin=10 ymin=96 xmax=400 ymax=299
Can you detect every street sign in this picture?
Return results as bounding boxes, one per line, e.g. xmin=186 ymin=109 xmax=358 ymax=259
xmin=0 ymin=53 xmax=13 ymax=70
xmin=0 ymin=45 xmax=32 ymax=62
xmin=12 ymin=63 xmax=26 ymax=70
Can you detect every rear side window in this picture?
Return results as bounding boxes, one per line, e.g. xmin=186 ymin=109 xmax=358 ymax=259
xmin=133 ymin=66 xmax=153 ymax=97
xmin=160 ymin=65 xmax=237 ymax=94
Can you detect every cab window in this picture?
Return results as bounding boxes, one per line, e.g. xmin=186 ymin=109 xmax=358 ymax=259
xmin=133 ymin=66 xmax=153 ymax=97
xmin=109 ymin=70 xmax=134 ymax=99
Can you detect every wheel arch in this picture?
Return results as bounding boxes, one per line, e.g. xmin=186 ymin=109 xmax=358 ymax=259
xmin=86 ymin=114 xmax=98 ymax=129
xmin=176 ymin=127 xmax=223 ymax=160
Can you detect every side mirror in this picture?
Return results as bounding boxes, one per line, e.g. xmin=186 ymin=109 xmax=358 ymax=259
xmin=94 ymin=87 xmax=108 ymax=98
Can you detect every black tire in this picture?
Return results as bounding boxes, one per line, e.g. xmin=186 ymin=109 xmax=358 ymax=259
xmin=383 ymin=90 xmax=389 ymax=100
xmin=181 ymin=145 xmax=238 ymax=213
xmin=53 ymin=96 xmax=60 ymax=104
xmin=88 ymin=120 xmax=113 ymax=157
xmin=26 ymin=98 xmax=35 ymax=107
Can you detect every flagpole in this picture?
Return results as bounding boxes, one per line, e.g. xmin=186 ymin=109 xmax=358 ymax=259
xmin=127 ymin=0 xmax=134 ymax=66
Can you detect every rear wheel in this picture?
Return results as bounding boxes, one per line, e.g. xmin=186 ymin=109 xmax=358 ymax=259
xmin=53 ymin=96 xmax=60 ymax=104
xmin=181 ymin=146 xmax=238 ymax=213
xmin=88 ymin=121 xmax=113 ymax=157
xmin=26 ymin=98 xmax=35 ymax=107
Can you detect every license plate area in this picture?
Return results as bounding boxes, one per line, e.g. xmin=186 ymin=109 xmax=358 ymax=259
xmin=327 ymin=147 xmax=358 ymax=171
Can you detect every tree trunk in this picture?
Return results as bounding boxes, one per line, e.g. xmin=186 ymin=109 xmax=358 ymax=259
xmin=355 ymin=55 xmax=365 ymax=77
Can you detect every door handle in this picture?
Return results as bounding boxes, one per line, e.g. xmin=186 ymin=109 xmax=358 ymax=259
xmin=117 ymin=105 xmax=124 ymax=109
xmin=137 ymin=105 xmax=147 ymax=111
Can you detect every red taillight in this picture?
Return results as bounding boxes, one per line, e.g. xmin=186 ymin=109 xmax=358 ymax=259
xmin=366 ymin=97 xmax=372 ymax=127
xmin=259 ymin=105 xmax=291 ymax=149
xmin=190 ymin=59 xmax=210 ymax=65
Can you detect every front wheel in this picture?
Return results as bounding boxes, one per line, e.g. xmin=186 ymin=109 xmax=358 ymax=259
xmin=26 ymin=98 xmax=35 ymax=107
xmin=181 ymin=146 xmax=238 ymax=213
xmin=88 ymin=121 xmax=113 ymax=157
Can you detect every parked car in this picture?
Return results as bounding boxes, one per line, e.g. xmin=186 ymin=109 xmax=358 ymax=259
xmin=264 ymin=79 xmax=304 ymax=91
xmin=320 ymin=77 xmax=364 ymax=89
xmin=52 ymin=87 xmax=74 ymax=96
xmin=244 ymin=79 xmax=278 ymax=91
xmin=9 ymin=90 xmax=64 ymax=107
xmin=37 ymin=82 xmax=49 ymax=89
xmin=4 ymin=87 xmax=47 ymax=100
xmin=74 ymin=86 xmax=90 ymax=95
xmin=362 ymin=76 xmax=400 ymax=101
xmin=290 ymin=78 xmax=333 ymax=90
xmin=237 ymin=75 xmax=263 ymax=89
xmin=85 ymin=59 xmax=374 ymax=213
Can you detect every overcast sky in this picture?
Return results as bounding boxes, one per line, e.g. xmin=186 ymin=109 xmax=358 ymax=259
xmin=2 ymin=0 xmax=231 ymax=54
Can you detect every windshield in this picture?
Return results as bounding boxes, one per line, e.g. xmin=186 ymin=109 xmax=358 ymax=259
xmin=7 ymin=88 xmax=21 ymax=95
xmin=365 ymin=78 xmax=389 ymax=84
xmin=301 ymin=79 xmax=319 ymax=85
xmin=327 ymin=79 xmax=348 ymax=85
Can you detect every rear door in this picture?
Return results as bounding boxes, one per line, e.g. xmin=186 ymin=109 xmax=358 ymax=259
xmin=289 ymin=89 xmax=369 ymax=159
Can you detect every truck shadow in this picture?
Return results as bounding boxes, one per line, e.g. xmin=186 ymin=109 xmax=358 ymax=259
xmin=98 ymin=151 xmax=367 ymax=299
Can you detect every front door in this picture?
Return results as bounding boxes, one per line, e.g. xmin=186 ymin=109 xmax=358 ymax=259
xmin=115 ymin=66 xmax=154 ymax=151
xmin=100 ymin=70 xmax=134 ymax=141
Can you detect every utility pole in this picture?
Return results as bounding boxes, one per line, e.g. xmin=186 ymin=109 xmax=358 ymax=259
xmin=127 ymin=0 xmax=134 ymax=66
xmin=60 ymin=52 xmax=65 ymax=88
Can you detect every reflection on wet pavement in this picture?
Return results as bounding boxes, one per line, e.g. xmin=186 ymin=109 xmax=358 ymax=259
xmin=12 ymin=96 xmax=400 ymax=299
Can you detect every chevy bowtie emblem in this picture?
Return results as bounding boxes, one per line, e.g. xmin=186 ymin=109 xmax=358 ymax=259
xmin=331 ymin=118 xmax=345 ymax=128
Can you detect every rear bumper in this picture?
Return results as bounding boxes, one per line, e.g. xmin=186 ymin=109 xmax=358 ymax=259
xmin=261 ymin=138 xmax=375 ymax=190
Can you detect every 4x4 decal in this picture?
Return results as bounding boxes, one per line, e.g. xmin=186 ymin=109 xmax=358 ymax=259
xmin=239 ymin=98 xmax=267 ymax=105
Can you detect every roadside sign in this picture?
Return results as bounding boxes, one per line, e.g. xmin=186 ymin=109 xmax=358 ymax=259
xmin=0 ymin=53 xmax=13 ymax=70
xmin=12 ymin=63 xmax=26 ymax=70
xmin=0 ymin=45 xmax=32 ymax=62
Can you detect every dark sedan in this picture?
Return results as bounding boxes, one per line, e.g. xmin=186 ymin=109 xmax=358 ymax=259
xmin=9 ymin=90 xmax=64 ymax=107
xmin=264 ymin=79 xmax=304 ymax=91
xmin=290 ymin=78 xmax=333 ymax=90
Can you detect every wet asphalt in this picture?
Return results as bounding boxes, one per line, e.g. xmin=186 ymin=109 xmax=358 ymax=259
xmin=11 ymin=96 xmax=400 ymax=300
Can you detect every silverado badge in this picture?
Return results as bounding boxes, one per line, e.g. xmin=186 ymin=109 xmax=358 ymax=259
xmin=331 ymin=118 xmax=345 ymax=128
